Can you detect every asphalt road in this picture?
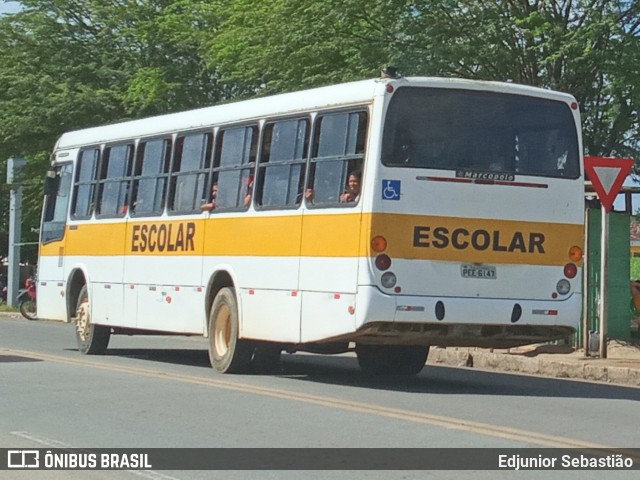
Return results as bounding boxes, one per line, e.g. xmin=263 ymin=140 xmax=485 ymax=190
xmin=1 ymin=315 xmax=638 ymax=479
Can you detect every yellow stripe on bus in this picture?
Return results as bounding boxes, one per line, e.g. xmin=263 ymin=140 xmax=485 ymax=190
xmin=369 ymin=213 xmax=583 ymax=266
xmin=39 ymin=215 xmax=363 ymax=258
xmin=40 ymin=213 xmax=582 ymax=266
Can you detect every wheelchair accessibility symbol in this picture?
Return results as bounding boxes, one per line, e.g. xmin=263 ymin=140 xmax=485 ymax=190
xmin=382 ymin=180 xmax=401 ymax=200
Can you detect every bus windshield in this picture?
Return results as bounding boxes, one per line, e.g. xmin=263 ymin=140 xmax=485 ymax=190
xmin=381 ymin=87 xmax=580 ymax=179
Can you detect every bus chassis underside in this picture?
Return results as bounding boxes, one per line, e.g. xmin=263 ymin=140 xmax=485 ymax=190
xmin=325 ymin=321 xmax=576 ymax=349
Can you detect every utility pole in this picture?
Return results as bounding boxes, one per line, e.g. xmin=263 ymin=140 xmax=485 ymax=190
xmin=7 ymin=157 xmax=25 ymax=307
xmin=599 ymin=203 xmax=608 ymax=358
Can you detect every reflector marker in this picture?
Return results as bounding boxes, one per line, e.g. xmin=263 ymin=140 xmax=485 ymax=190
xmin=532 ymin=309 xmax=558 ymax=316
xmin=396 ymin=306 xmax=425 ymax=312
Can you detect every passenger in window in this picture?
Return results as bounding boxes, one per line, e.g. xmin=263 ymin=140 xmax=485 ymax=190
xmin=121 ymin=186 xmax=131 ymax=215
xmin=304 ymin=188 xmax=314 ymax=203
xmin=340 ymin=170 xmax=361 ymax=203
xmin=295 ymin=186 xmax=315 ymax=204
xmin=244 ymin=176 xmax=254 ymax=207
xmin=201 ymin=183 xmax=218 ymax=211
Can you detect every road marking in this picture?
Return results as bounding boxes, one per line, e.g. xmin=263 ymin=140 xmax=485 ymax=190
xmin=2 ymin=347 xmax=633 ymax=453
xmin=10 ymin=430 xmax=181 ymax=480
xmin=11 ymin=430 xmax=72 ymax=448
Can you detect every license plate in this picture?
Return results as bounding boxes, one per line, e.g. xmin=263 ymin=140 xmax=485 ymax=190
xmin=461 ymin=264 xmax=496 ymax=279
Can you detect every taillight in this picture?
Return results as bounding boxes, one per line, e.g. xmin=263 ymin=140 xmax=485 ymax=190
xmin=569 ymin=246 xmax=583 ymax=262
xmin=375 ymin=254 xmax=392 ymax=271
xmin=381 ymin=272 xmax=397 ymax=288
xmin=371 ymin=235 xmax=387 ymax=253
xmin=564 ymin=263 xmax=578 ymax=279
xmin=556 ymin=279 xmax=571 ymax=295
xmin=372 ymin=235 xmax=395 ymax=287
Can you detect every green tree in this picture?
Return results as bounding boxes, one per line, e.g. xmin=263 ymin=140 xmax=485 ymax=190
xmin=0 ymin=0 xmax=226 ymax=256
xmin=211 ymin=0 xmax=639 ymax=159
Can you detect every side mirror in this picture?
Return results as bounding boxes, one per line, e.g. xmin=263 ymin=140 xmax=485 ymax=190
xmin=43 ymin=170 xmax=59 ymax=196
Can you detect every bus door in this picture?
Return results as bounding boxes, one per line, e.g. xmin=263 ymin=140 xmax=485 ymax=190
xmin=38 ymin=160 xmax=74 ymax=321
xmin=299 ymin=110 xmax=368 ymax=343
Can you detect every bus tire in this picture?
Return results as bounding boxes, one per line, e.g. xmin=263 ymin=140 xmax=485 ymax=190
xmin=356 ymin=344 xmax=429 ymax=376
xmin=75 ymin=286 xmax=110 ymax=355
xmin=208 ymin=287 xmax=253 ymax=373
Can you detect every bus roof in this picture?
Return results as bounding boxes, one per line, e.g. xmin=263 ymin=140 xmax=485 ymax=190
xmin=54 ymin=77 xmax=575 ymax=151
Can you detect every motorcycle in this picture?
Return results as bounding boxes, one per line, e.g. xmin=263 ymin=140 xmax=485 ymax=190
xmin=17 ymin=277 xmax=37 ymax=320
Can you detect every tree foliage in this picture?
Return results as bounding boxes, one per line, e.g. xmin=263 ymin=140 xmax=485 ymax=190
xmin=210 ymin=0 xmax=639 ymax=158
xmin=0 ymin=0 xmax=639 ymax=260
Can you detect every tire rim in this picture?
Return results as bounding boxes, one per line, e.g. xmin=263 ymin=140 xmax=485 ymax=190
xmin=214 ymin=304 xmax=231 ymax=357
xmin=76 ymin=299 xmax=90 ymax=341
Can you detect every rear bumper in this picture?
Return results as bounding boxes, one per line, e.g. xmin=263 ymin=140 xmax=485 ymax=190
xmin=351 ymin=286 xmax=580 ymax=348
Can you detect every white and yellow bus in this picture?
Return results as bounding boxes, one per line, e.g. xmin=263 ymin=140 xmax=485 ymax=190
xmin=38 ymin=74 xmax=584 ymax=374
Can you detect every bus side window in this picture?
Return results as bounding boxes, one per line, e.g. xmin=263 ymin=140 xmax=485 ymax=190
xmin=96 ymin=143 xmax=134 ymax=218
xmin=131 ymin=137 xmax=172 ymax=216
xmin=256 ymin=118 xmax=309 ymax=208
xmin=213 ymin=126 xmax=258 ymax=210
xmin=168 ymin=132 xmax=212 ymax=214
xmin=42 ymin=163 xmax=73 ymax=243
xmin=71 ymin=148 xmax=100 ymax=219
xmin=307 ymin=111 xmax=367 ymax=207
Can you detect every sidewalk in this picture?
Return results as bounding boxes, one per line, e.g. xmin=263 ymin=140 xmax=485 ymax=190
xmin=428 ymin=340 xmax=640 ymax=387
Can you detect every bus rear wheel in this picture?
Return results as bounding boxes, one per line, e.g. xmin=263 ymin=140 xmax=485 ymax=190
xmin=355 ymin=344 xmax=429 ymax=376
xmin=208 ymin=287 xmax=254 ymax=373
xmin=75 ymin=286 xmax=110 ymax=354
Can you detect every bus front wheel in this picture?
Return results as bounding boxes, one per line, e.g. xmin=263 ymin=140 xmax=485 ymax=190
xmin=355 ymin=344 xmax=429 ymax=376
xmin=208 ymin=287 xmax=253 ymax=373
xmin=75 ymin=286 xmax=110 ymax=355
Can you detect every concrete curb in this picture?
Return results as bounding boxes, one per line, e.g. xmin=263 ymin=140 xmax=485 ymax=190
xmin=428 ymin=347 xmax=640 ymax=387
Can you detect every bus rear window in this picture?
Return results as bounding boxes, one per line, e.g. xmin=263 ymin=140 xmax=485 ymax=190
xmin=382 ymin=88 xmax=580 ymax=179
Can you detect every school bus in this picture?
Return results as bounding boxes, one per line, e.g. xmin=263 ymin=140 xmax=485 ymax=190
xmin=38 ymin=73 xmax=584 ymax=374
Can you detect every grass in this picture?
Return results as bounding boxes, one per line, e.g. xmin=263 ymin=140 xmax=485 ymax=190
xmin=632 ymin=257 xmax=640 ymax=280
xmin=0 ymin=304 xmax=18 ymax=313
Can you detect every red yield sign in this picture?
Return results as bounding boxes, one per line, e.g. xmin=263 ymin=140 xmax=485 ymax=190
xmin=584 ymin=156 xmax=635 ymax=212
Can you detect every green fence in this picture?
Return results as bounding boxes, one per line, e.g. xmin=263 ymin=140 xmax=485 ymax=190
xmin=583 ymin=207 xmax=632 ymax=341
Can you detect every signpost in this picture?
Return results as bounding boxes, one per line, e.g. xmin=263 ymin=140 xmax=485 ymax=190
xmin=583 ymin=156 xmax=635 ymax=358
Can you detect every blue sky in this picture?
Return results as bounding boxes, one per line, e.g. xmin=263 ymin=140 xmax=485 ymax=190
xmin=0 ymin=1 xmax=22 ymax=15
xmin=613 ymin=175 xmax=640 ymax=212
